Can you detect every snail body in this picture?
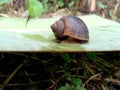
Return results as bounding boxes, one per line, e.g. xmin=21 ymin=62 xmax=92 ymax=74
xmin=51 ymin=16 xmax=89 ymax=43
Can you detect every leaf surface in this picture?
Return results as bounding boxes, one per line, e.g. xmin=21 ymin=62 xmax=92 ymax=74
xmin=0 ymin=14 xmax=120 ymax=52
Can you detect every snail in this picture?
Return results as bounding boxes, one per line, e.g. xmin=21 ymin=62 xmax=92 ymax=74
xmin=50 ymin=15 xmax=89 ymax=43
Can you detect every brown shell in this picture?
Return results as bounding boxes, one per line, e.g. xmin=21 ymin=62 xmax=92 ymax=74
xmin=51 ymin=20 xmax=68 ymax=40
xmin=51 ymin=15 xmax=89 ymax=42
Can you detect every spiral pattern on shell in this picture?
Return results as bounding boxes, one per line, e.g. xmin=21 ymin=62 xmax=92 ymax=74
xmin=51 ymin=15 xmax=89 ymax=42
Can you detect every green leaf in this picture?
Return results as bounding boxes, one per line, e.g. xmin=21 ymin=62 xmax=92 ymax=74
xmin=87 ymin=52 xmax=97 ymax=61
xmin=58 ymin=0 xmax=64 ymax=7
xmin=68 ymin=1 xmax=74 ymax=8
xmin=97 ymin=2 xmax=106 ymax=9
xmin=71 ymin=78 xmax=82 ymax=86
xmin=58 ymin=86 xmax=66 ymax=90
xmin=75 ymin=85 xmax=86 ymax=90
xmin=58 ymin=83 xmax=71 ymax=90
xmin=28 ymin=0 xmax=44 ymax=18
xmin=0 ymin=14 xmax=120 ymax=52
xmin=59 ymin=53 xmax=71 ymax=63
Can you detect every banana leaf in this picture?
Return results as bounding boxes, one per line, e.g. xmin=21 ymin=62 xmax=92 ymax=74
xmin=0 ymin=14 xmax=120 ymax=52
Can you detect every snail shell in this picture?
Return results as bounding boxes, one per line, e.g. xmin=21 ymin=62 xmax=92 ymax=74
xmin=51 ymin=15 xmax=89 ymax=43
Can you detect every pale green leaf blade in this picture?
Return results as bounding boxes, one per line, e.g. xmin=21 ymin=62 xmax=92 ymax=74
xmin=0 ymin=14 xmax=120 ymax=52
